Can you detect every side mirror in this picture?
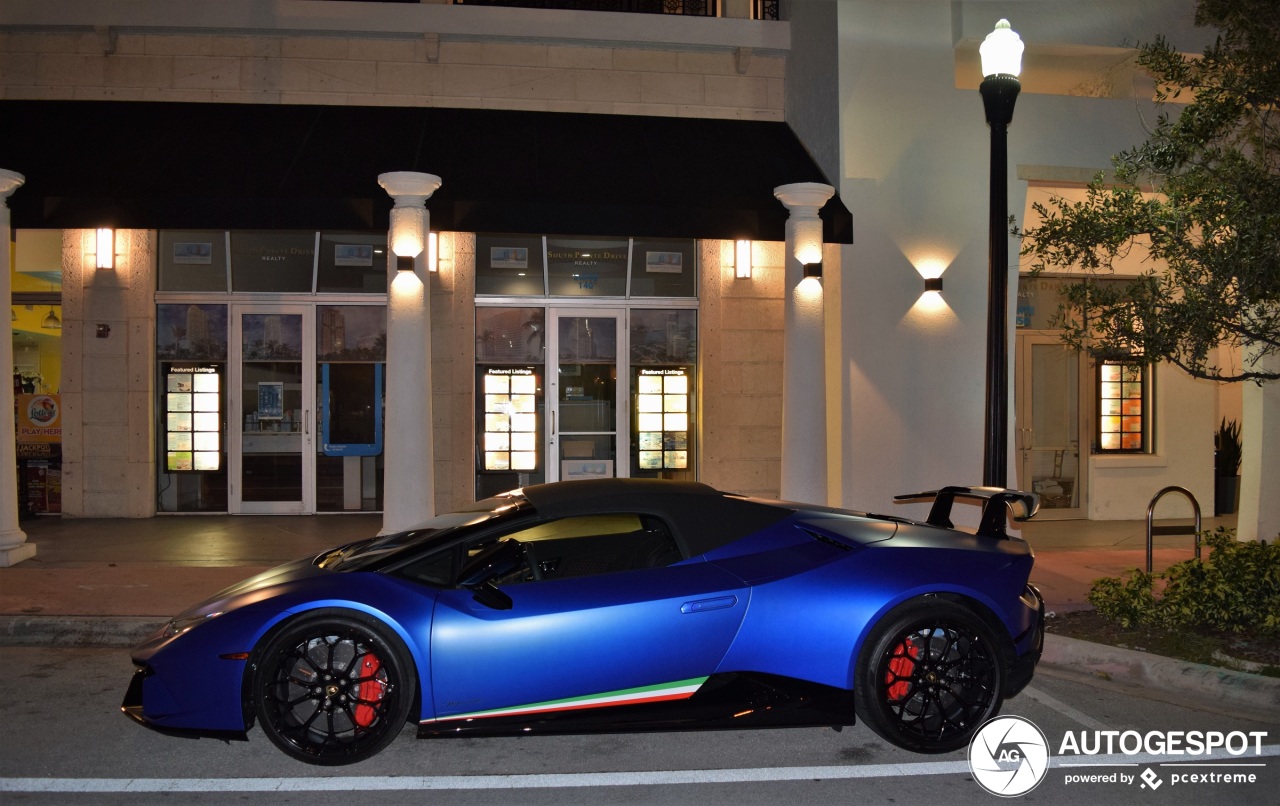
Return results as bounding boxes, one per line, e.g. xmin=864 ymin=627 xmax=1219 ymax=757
xmin=469 ymin=580 xmax=514 ymax=611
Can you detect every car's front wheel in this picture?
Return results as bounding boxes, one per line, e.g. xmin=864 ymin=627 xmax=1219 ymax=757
xmin=853 ymin=599 xmax=1005 ymax=754
xmin=252 ymin=611 xmax=415 ymax=765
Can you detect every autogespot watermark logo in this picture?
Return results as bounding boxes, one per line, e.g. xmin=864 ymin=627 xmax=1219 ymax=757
xmin=968 ymin=715 xmax=1051 ymax=797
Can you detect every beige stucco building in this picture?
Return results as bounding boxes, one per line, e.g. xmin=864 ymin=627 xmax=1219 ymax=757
xmin=3 ymin=0 xmax=1275 ymax=566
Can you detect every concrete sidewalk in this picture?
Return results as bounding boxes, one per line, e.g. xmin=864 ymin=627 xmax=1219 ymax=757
xmin=1 ymin=509 xmax=1275 ymax=722
xmin=0 ymin=509 xmax=1227 ymax=622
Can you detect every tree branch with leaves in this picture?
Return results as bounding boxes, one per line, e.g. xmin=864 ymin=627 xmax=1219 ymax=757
xmin=1016 ymin=0 xmax=1280 ymax=384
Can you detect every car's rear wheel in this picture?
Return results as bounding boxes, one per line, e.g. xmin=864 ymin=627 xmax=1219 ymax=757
xmin=854 ymin=600 xmax=1005 ymax=753
xmin=252 ymin=612 xmax=415 ymax=765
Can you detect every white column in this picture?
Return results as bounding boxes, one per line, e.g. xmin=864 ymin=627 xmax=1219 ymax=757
xmin=1237 ymin=349 xmax=1280 ymax=543
xmin=378 ymin=171 xmax=442 ymax=534
xmin=0 ymin=169 xmax=35 ymax=566
xmin=774 ymin=182 xmax=835 ymax=504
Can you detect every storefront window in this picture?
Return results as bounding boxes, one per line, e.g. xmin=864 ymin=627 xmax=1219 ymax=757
xmin=156 ymin=303 xmax=229 ymax=512
xmin=317 ymin=305 xmax=387 ymax=511
xmin=230 ymin=231 xmax=315 ymax=292
xmin=629 ymin=238 xmax=697 ymax=298
xmin=546 ymin=237 xmax=629 ymax=297
xmin=1097 ymin=360 xmax=1149 ymax=453
xmin=629 ymin=309 xmax=696 ymax=480
xmin=475 ymin=307 xmax=546 ymax=498
xmin=158 ymin=231 xmax=228 ymax=292
xmin=13 ymin=310 xmax=63 ymax=515
xmin=475 ymin=235 xmax=698 ymax=299
xmin=316 ymin=232 xmax=389 ymax=293
xmin=476 ymin=307 xmax=545 ymax=364
xmin=475 ymin=234 xmax=546 ymax=296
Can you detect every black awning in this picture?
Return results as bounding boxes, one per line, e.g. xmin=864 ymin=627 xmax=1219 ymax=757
xmin=0 ymin=100 xmax=851 ymax=243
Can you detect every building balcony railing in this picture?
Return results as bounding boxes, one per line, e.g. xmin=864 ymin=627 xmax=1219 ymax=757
xmin=452 ymin=0 xmax=779 ymax=21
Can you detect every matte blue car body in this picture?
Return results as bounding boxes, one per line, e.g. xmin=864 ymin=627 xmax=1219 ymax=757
xmin=124 ymin=479 xmax=1043 ymax=757
xmin=704 ymin=516 xmax=1035 ymax=690
xmin=430 ymin=559 xmax=748 ymax=718
xmin=127 ymin=566 xmax=441 ymax=732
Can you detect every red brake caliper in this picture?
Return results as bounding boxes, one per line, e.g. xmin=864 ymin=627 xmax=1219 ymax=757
xmin=885 ymin=636 xmax=918 ymax=702
xmin=353 ymin=653 xmax=385 ymax=728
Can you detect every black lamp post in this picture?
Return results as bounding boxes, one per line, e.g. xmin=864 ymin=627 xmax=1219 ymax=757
xmin=979 ymin=19 xmax=1023 ymax=488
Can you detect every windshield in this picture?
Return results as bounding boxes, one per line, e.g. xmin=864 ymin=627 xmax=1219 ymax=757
xmin=319 ymin=494 xmax=527 ymax=571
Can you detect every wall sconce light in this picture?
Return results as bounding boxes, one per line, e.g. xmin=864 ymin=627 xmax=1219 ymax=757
xmin=427 ymin=231 xmax=439 ymax=273
xmin=389 ymin=205 xmax=424 ymax=262
xmin=924 ymin=277 xmax=943 ymax=293
xmin=803 ymin=262 xmax=822 ymax=279
xmin=793 ymin=222 xmax=823 ymax=267
xmin=379 ymin=171 xmax=443 ymax=277
xmin=734 ymin=239 xmax=752 ymax=279
xmin=95 ymin=227 xmax=115 ymax=269
xmin=41 ymin=306 xmax=61 ymax=330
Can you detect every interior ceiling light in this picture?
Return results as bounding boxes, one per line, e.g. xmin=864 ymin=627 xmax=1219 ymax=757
xmin=41 ymin=307 xmax=61 ymax=330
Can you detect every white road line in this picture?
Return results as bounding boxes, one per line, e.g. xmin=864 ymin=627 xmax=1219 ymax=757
xmin=2 ymin=747 xmax=1275 ymax=793
xmin=3 ymin=761 xmax=973 ymax=793
xmin=1019 ymin=684 xmax=1110 ymax=730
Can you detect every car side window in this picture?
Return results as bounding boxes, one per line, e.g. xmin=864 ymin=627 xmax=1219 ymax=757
xmin=396 ymin=513 xmax=682 ymax=588
xmin=509 ymin=513 xmax=682 ymax=582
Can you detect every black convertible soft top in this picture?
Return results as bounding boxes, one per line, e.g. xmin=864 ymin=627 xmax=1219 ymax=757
xmin=517 ymin=479 xmax=794 ymax=558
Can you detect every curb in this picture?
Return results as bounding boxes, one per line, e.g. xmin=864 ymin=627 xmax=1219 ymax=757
xmin=0 ymin=615 xmax=161 ymax=647
xmin=1041 ymin=633 xmax=1280 ymax=724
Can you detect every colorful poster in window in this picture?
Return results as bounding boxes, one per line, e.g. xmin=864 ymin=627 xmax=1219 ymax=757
xmin=16 ymin=394 xmax=61 ymax=444
xmin=1098 ymin=361 xmax=1144 ymax=451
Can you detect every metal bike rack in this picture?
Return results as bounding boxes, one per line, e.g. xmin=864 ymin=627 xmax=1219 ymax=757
xmin=1145 ymin=485 xmax=1202 ymax=573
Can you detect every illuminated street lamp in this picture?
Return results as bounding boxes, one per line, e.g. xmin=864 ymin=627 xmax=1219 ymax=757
xmin=979 ymin=19 xmax=1023 ymax=488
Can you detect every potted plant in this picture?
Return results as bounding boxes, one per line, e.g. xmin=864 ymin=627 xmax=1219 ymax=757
xmin=1214 ymin=418 xmax=1242 ymax=515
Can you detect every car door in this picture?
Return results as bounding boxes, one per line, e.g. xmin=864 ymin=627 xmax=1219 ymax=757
xmin=428 ymin=522 xmax=749 ymax=722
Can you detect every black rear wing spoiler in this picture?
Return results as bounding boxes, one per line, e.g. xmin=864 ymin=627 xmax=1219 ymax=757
xmin=893 ymin=486 xmax=1040 ymax=539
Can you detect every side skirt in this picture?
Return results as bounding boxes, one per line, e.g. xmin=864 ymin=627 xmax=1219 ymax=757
xmin=419 ymin=672 xmax=856 ymax=738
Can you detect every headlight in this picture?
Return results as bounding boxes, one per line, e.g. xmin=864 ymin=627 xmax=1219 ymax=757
xmin=162 ymin=611 xmax=223 ymax=638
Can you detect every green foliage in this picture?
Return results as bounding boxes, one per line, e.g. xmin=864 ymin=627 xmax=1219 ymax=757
xmin=1015 ymin=0 xmax=1280 ymax=384
xmin=1087 ymin=570 xmax=1157 ymax=629
xmin=1087 ymin=528 xmax=1280 ymax=633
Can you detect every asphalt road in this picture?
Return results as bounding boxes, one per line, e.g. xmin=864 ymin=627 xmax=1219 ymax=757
xmin=2 ymin=647 xmax=1276 ymax=805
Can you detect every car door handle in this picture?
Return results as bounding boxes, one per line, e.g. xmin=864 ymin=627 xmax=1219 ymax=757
xmin=680 ymin=596 xmax=737 ymax=614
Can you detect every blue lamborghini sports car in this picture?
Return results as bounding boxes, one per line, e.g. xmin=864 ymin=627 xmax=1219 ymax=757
xmin=122 ymin=479 xmax=1044 ymax=766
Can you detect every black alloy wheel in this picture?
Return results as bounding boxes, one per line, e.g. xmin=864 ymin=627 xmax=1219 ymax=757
xmin=253 ymin=612 xmax=415 ymax=765
xmin=853 ymin=600 xmax=1005 ymax=753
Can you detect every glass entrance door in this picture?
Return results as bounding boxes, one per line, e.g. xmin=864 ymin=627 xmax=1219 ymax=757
xmin=230 ymin=304 xmax=316 ymax=514
xmin=1015 ymin=332 xmax=1085 ymax=518
xmin=547 ymin=308 xmax=626 ymax=481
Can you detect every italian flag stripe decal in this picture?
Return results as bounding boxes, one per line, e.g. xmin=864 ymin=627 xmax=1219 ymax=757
xmin=424 ymin=677 xmax=708 ymax=723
